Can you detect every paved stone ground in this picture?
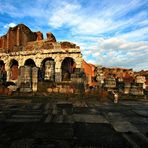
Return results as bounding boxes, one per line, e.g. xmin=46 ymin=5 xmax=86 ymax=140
xmin=0 ymin=97 xmax=148 ymax=148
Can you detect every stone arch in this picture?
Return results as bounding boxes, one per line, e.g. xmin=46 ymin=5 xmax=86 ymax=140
xmin=40 ymin=57 xmax=55 ymax=81
xmin=0 ymin=60 xmax=6 ymax=83
xmin=61 ymin=57 xmax=76 ymax=81
xmin=9 ymin=59 xmax=19 ymax=80
xmin=24 ymin=58 xmax=36 ymax=67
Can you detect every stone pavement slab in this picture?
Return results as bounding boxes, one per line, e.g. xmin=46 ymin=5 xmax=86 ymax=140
xmin=132 ymin=110 xmax=148 ymax=117
xmin=73 ymin=114 xmax=109 ymax=123
xmin=111 ymin=121 xmax=139 ymax=133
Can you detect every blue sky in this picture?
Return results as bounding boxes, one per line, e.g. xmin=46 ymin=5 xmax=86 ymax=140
xmin=0 ymin=0 xmax=148 ymax=71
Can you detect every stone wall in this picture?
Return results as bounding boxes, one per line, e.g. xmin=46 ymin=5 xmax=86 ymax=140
xmin=0 ymin=24 xmax=37 ymax=52
xmin=0 ymin=24 xmax=86 ymax=93
xmin=82 ymin=60 xmax=96 ymax=87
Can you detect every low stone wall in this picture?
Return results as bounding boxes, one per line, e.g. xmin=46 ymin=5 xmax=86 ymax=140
xmin=0 ymin=86 xmax=12 ymax=95
xmin=47 ymin=87 xmax=74 ymax=94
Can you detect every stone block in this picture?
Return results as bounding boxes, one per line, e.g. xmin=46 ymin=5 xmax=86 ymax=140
xmin=59 ymin=87 xmax=67 ymax=93
xmin=47 ymin=88 xmax=53 ymax=93
xmin=52 ymin=87 xmax=59 ymax=93
xmin=68 ymin=88 xmax=74 ymax=93
xmin=20 ymin=88 xmax=32 ymax=92
xmin=111 ymin=121 xmax=139 ymax=132
xmin=73 ymin=114 xmax=109 ymax=123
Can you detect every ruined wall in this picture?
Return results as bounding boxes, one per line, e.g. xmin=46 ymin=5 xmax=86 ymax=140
xmin=82 ymin=60 xmax=96 ymax=87
xmin=36 ymin=31 xmax=43 ymax=41
xmin=60 ymin=41 xmax=77 ymax=49
xmin=0 ymin=24 xmax=84 ymax=92
xmin=0 ymin=37 xmax=2 ymax=49
xmin=46 ymin=32 xmax=56 ymax=42
xmin=101 ymin=67 xmax=133 ymax=79
xmin=0 ymin=24 xmax=38 ymax=52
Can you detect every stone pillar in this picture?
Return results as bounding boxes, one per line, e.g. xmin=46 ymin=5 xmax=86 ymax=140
xmin=55 ymin=60 xmax=61 ymax=82
xmin=124 ymin=83 xmax=131 ymax=94
xmin=19 ymin=66 xmax=32 ymax=92
xmin=44 ymin=60 xmax=55 ymax=81
xmin=49 ymin=60 xmax=55 ymax=81
xmin=18 ymin=66 xmax=24 ymax=84
xmin=24 ymin=66 xmax=31 ymax=84
xmin=5 ymin=65 xmax=10 ymax=81
xmin=75 ymin=58 xmax=83 ymax=69
xmin=44 ymin=60 xmax=51 ymax=80
xmin=32 ymin=67 xmax=38 ymax=92
xmin=55 ymin=68 xmax=61 ymax=82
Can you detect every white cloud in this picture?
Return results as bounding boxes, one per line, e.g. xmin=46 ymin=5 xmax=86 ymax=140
xmin=118 ymin=27 xmax=148 ymax=41
xmin=4 ymin=22 xmax=16 ymax=29
xmin=47 ymin=0 xmax=148 ymax=36
xmin=0 ymin=0 xmax=147 ymax=70
xmin=87 ymin=59 xmax=96 ymax=65
xmin=48 ymin=2 xmax=81 ymax=28
xmin=0 ymin=0 xmax=147 ymax=38
xmin=81 ymin=37 xmax=148 ymax=70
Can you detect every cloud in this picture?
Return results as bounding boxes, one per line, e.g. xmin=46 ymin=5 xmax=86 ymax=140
xmin=117 ymin=26 xmax=148 ymax=41
xmin=48 ymin=0 xmax=148 ymax=36
xmin=83 ymin=37 xmax=148 ymax=71
xmin=4 ymin=22 xmax=16 ymax=29
xmin=0 ymin=0 xmax=147 ymax=70
xmin=48 ymin=2 xmax=81 ymax=28
xmin=0 ymin=0 xmax=147 ymax=37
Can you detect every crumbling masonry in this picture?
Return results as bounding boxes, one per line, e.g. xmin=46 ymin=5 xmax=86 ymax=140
xmin=0 ymin=24 xmax=85 ymax=93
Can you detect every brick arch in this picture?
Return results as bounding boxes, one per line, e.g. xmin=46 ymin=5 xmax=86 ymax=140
xmin=39 ymin=57 xmax=55 ymax=81
xmin=0 ymin=60 xmax=6 ymax=83
xmin=40 ymin=57 xmax=55 ymax=67
xmin=9 ymin=59 xmax=19 ymax=80
xmin=10 ymin=59 xmax=19 ymax=67
xmin=60 ymin=55 xmax=82 ymax=69
xmin=24 ymin=58 xmax=36 ymax=67
xmin=61 ymin=57 xmax=76 ymax=81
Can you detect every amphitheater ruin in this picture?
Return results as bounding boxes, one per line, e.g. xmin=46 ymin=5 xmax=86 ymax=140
xmin=0 ymin=24 xmax=92 ymax=93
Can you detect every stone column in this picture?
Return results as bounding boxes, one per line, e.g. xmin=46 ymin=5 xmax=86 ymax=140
xmin=55 ymin=61 xmax=61 ymax=82
xmin=5 ymin=64 xmax=10 ymax=81
xmin=75 ymin=57 xmax=83 ymax=69
xmin=44 ymin=60 xmax=51 ymax=80
xmin=19 ymin=66 xmax=32 ymax=92
xmin=44 ymin=60 xmax=55 ymax=81
xmin=18 ymin=66 xmax=25 ymax=86
xmin=32 ymin=67 xmax=38 ymax=92
xmin=49 ymin=60 xmax=55 ymax=81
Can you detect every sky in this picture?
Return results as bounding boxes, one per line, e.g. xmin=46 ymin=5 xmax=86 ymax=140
xmin=0 ymin=0 xmax=148 ymax=71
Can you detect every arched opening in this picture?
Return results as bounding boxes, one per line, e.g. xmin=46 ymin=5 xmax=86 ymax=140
xmin=24 ymin=59 xmax=36 ymax=67
xmin=0 ymin=60 xmax=6 ymax=83
xmin=0 ymin=60 xmax=5 ymax=70
xmin=40 ymin=58 xmax=55 ymax=81
xmin=10 ymin=59 xmax=19 ymax=80
xmin=61 ymin=57 xmax=76 ymax=81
